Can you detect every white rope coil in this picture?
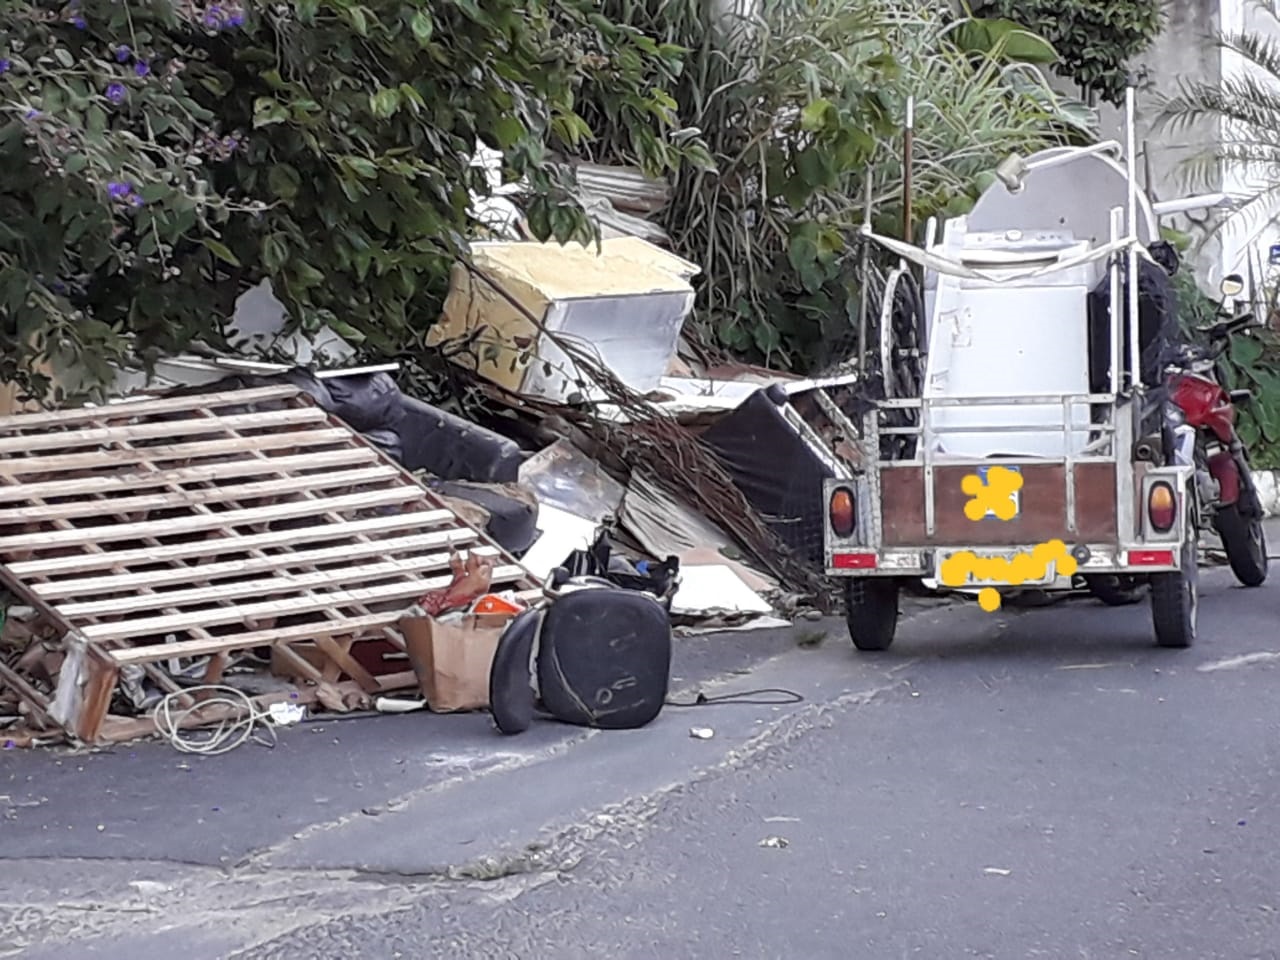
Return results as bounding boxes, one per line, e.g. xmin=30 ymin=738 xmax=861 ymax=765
xmin=153 ymin=685 xmax=283 ymax=756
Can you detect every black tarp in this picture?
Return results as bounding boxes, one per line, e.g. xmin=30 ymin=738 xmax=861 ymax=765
xmin=1087 ymin=243 xmax=1183 ymax=393
xmin=699 ymin=386 xmax=837 ymax=569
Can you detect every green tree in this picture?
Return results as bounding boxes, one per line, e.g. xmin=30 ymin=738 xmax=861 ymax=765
xmin=0 ymin=0 xmax=697 ymax=400
xmin=579 ymin=0 xmax=1090 ymax=369
xmin=967 ymin=0 xmax=1164 ymax=106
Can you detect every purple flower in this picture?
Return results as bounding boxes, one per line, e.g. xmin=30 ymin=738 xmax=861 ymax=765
xmin=0 ymin=59 xmax=9 ymax=75
xmin=134 ymin=61 xmax=149 ymax=77
xmin=107 ymin=181 xmax=131 ymax=199
xmin=105 ymin=82 xmax=126 ymax=104
xmin=71 ymin=15 xmax=86 ymax=29
xmin=227 ymin=12 xmax=245 ymax=27
xmin=115 ymin=45 xmax=130 ymax=62
xmin=24 ymin=108 xmax=39 ymax=120
xmin=128 ymin=193 xmax=143 ymax=208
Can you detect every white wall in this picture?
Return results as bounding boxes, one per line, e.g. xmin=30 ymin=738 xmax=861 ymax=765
xmin=1218 ymin=0 xmax=1280 ymax=294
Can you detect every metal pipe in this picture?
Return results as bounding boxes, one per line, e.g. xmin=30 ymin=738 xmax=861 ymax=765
xmin=856 ymin=176 xmax=872 ymax=374
xmin=902 ymin=96 xmax=914 ymax=243
xmin=1109 ymin=206 xmax=1123 ymax=398
xmin=1125 ymin=84 xmax=1141 ymax=394
xmin=1022 ymin=140 xmax=1124 ymax=174
xmin=1152 ymin=193 xmax=1234 ymax=216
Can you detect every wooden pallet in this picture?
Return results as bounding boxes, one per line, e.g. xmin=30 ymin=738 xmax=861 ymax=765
xmin=0 ymin=385 xmax=536 ymax=744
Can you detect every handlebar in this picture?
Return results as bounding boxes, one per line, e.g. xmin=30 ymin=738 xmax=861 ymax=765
xmin=1197 ymin=311 xmax=1256 ymax=343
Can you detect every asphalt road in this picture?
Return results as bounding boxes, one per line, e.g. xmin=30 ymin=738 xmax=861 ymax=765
xmin=4 ymin=537 xmax=1280 ymax=960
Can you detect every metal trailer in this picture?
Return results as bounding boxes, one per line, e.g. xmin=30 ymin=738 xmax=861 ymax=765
xmin=823 ymin=86 xmax=1222 ymax=651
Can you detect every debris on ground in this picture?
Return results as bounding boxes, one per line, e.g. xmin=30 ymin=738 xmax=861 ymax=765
xmin=0 ymin=235 xmax=875 ymax=750
xmin=0 ymin=385 xmax=536 ymax=747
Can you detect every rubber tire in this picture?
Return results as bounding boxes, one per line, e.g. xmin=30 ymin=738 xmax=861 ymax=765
xmin=1150 ymin=487 xmax=1199 ymax=649
xmin=1213 ymin=502 xmax=1269 ymax=587
xmin=844 ymin=577 xmax=900 ymax=652
xmin=1084 ymin=574 xmax=1145 ymax=606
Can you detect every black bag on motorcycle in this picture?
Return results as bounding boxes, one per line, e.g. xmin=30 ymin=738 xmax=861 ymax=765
xmin=1086 ymin=248 xmax=1182 ymax=393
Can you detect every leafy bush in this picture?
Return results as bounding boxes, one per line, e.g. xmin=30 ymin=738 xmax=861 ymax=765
xmin=0 ymin=0 xmax=696 ymax=400
xmin=1172 ymin=268 xmax=1280 ymax=468
xmin=967 ymin=0 xmax=1164 ymax=106
xmin=587 ymin=0 xmax=1090 ymax=370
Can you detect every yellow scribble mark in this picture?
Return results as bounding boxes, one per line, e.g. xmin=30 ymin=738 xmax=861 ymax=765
xmin=940 ymin=540 xmax=1080 ymax=611
xmin=961 ymin=465 xmax=1024 ymax=522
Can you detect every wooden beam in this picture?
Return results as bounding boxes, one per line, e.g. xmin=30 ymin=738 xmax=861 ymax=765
xmin=0 ymin=487 xmax=428 ymax=549
xmin=0 ymin=447 xmax=380 ymax=503
xmin=0 ymin=465 xmax=400 ymax=524
xmin=8 ymin=510 xmax=456 ymax=576
xmin=107 ymin=612 xmax=404 ymax=665
xmin=86 ymin=564 xmax=526 ymax=642
xmin=0 ymin=384 xmax=302 ymax=431
xmin=0 ymin=427 xmax=353 ymax=476
xmin=31 ymin=528 xmax=479 ymax=599
xmin=0 ymin=405 xmax=329 ymax=454
xmin=55 ymin=547 xmax=500 ymax=617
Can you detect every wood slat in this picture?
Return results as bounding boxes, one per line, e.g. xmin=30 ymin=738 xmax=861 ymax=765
xmin=0 ymin=427 xmax=353 ymax=476
xmin=6 ymin=510 xmax=456 ymax=576
xmin=108 ymin=613 xmax=409 ymax=666
xmin=0 ymin=487 xmax=427 ymax=550
xmin=0 ymin=465 xmax=400 ymax=524
xmin=0 ymin=385 xmax=540 ymax=744
xmin=0 ymin=447 xmax=381 ymax=503
xmin=31 ymin=528 xmax=479 ymax=599
xmin=0 ymin=406 xmax=329 ymax=454
xmin=0 ymin=385 xmax=302 ymax=431
xmin=81 ymin=564 xmax=528 ymax=641
xmin=56 ymin=547 xmax=501 ymax=617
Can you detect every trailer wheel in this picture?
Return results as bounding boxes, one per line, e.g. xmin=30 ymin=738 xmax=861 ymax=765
xmin=844 ymin=577 xmax=900 ymax=651
xmin=1213 ymin=502 xmax=1269 ymax=587
xmin=1150 ymin=486 xmax=1199 ymax=649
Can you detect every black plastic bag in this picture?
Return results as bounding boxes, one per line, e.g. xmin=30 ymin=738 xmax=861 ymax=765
xmin=556 ymin=525 xmax=680 ymax=605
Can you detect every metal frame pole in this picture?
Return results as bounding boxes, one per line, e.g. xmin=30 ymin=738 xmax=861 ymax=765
xmin=1125 ymin=84 xmax=1141 ymax=394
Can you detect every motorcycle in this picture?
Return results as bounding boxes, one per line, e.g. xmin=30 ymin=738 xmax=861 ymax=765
xmin=1162 ymin=273 xmax=1269 ymax=587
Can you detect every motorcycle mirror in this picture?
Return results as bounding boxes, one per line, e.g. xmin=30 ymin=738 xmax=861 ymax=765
xmin=1220 ymin=273 xmax=1245 ymax=298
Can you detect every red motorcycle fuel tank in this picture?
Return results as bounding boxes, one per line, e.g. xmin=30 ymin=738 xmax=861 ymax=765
xmin=1170 ymin=371 xmax=1236 ymax=443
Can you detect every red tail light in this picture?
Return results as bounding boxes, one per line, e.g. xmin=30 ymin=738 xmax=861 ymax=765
xmin=1147 ymin=481 xmax=1176 ymax=533
xmin=829 ymin=487 xmax=856 ymax=537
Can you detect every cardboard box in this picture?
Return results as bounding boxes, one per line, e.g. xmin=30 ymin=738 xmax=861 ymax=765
xmin=399 ymin=613 xmax=514 ymax=713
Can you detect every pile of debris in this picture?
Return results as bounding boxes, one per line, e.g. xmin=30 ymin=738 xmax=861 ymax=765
xmin=0 ymin=235 xmax=865 ymax=750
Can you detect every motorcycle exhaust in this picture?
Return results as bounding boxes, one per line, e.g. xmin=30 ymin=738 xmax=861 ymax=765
xmin=1133 ymin=438 xmax=1159 ymax=463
